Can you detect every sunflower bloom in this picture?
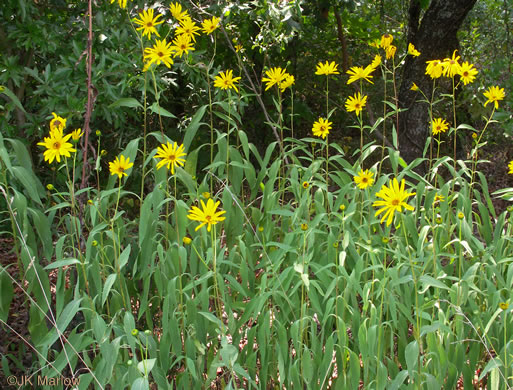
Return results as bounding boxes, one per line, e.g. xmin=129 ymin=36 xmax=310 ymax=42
xmin=187 ymin=198 xmax=226 ymax=232
xmin=262 ymin=67 xmax=287 ymax=91
xmin=214 ymin=69 xmax=241 ymax=93
xmin=143 ymin=39 xmax=174 ymax=70
xmin=345 ymin=92 xmax=367 ymax=116
xmin=508 ymin=161 xmax=513 ymax=174
xmin=202 ymin=16 xmax=220 ymax=34
xmin=425 ymin=59 xmax=443 ymax=79
xmin=353 ymin=169 xmax=374 ymax=190
xmin=432 ymin=118 xmax=449 ymax=135
xmin=279 ymin=73 xmax=295 ymax=92
xmin=312 ymin=118 xmax=332 ymax=139
xmin=370 ymin=54 xmax=382 ymax=69
xmin=315 ymin=61 xmax=340 ymax=75
xmin=171 ymin=34 xmax=195 ymax=57
xmin=109 ymin=155 xmax=134 ymax=179
xmin=71 ymin=128 xmax=83 ymax=141
xmin=50 ymin=112 xmax=67 ymax=134
xmin=169 ymin=2 xmax=189 ymax=21
xmin=37 ymin=131 xmax=76 ymax=164
xmin=385 ymin=45 xmax=396 ymax=59
xmin=133 ymin=9 xmax=164 ymax=39
xmin=380 ymin=33 xmax=393 ymax=49
xmin=483 ymin=86 xmax=505 ymax=109
xmin=408 ymin=43 xmax=420 ymax=57
xmin=154 ymin=141 xmax=186 ymax=174
xmin=442 ymin=50 xmax=461 ymax=78
xmin=176 ymin=18 xmax=201 ymax=42
xmin=110 ymin=0 xmax=131 ymax=9
xmin=458 ymin=62 xmax=478 ymax=85
xmin=372 ymin=178 xmax=416 ymax=226
xmin=346 ymin=65 xmax=374 ymax=85
xmin=434 ymin=194 xmax=445 ymax=204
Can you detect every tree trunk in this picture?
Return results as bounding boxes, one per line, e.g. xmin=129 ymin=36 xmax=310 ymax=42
xmin=398 ymin=0 xmax=477 ymax=167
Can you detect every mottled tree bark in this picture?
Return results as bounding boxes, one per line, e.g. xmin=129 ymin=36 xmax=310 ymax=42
xmin=398 ymin=0 xmax=477 ymax=167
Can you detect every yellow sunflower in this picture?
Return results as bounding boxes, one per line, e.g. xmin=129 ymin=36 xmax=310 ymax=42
xmin=483 ymin=86 xmax=505 ymax=109
xmin=408 ymin=43 xmax=420 ymax=57
xmin=171 ymin=34 xmax=195 ymax=58
xmin=431 ymin=118 xmax=449 ymax=136
xmin=262 ymin=67 xmax=287 ymax=91
xmin=345 ymin=92 xmax=368 ymax=116
xmin=201 ymin=16 xmax=220 ymax=34
xmin=214 ymin=69 xmax=241 ymax=93
xmin=279 ymin=73 xmax=295 ymax=92
xmin=425 ymin=59 xmax=443 ymax=79
xmin=458 ymin=62 xmax=478 ymax=85
xmin=346 ymin=65 xmax=374 ymax=85
xmin=176 ymin=18 xmax=201 ymax=42
xmin=169 ymin=2 xmax=189 ymax=21
xmin=442 ymin=50 xmax=461 ymax=78
xmin=154 ymin=141 xmax=186 ymax=174
xmin=372 ymin=178 xmax=416 ymax=226
xmin=133 ymin=8 xmax=163 ymax=39
xmin=353 ymin=169 xmax=374 ymax=190
xmin=37 ymin=130 xmax=76 ymax=164
xmin=315 ymin=61 xmax=340 ymax=76
xmin=143 ymin=39 xmax=174 ymax=70
xmin=187 ymin=198 xmax=226 ymax=231
xmin=49 ymin=112 xmax=67 ymax=134
xmin=109 ymin=155 xmax=134 ymax=179
xmin=312 ymin=118 xmax=332 ymax=139
xmin=380 ymin=33 xmax=393 ymax=49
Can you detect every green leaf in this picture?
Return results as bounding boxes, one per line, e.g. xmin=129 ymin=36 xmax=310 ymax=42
xmin=119 ymin=244 xmax=131 ymax=269
xmin=137 ymin=358 xmax=157 ymax=375
xmin=479 ymin=358 xmax=501 ymax=381
xmin=102 ymin=274 xmax=117 ymax=306
xmin=109 ymin=98 xmax=142 ymax=109
xmin=44 ymin=258 xmax=81 ymax=270
xmin=0 ymin=85 xmax=26 ymax=113
xmin=131 ymin=377 xmax=149 ymax=390
xmin=0 ymin=267 xmax=13 ymax=322
xmin=183 ymin=105 xmax=207 ymax=151
xmin=388 ymin=371 xmax=408 ymax=390
xmin=10 ymin=166 xmax=43 ymax=206
xmin=149 ymin=102 xmax=176 ymax=118
xmin=405 ymin=340 xmax=419 ymax=378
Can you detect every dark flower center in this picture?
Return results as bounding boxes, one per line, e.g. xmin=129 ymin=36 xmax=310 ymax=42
xmin=392 ymin=199 xmax=400 ymax=206
xmin=158 ymin=51 xmax=164 ymax=57
xmin=53 ymin=142 xmax=61 ymax=149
